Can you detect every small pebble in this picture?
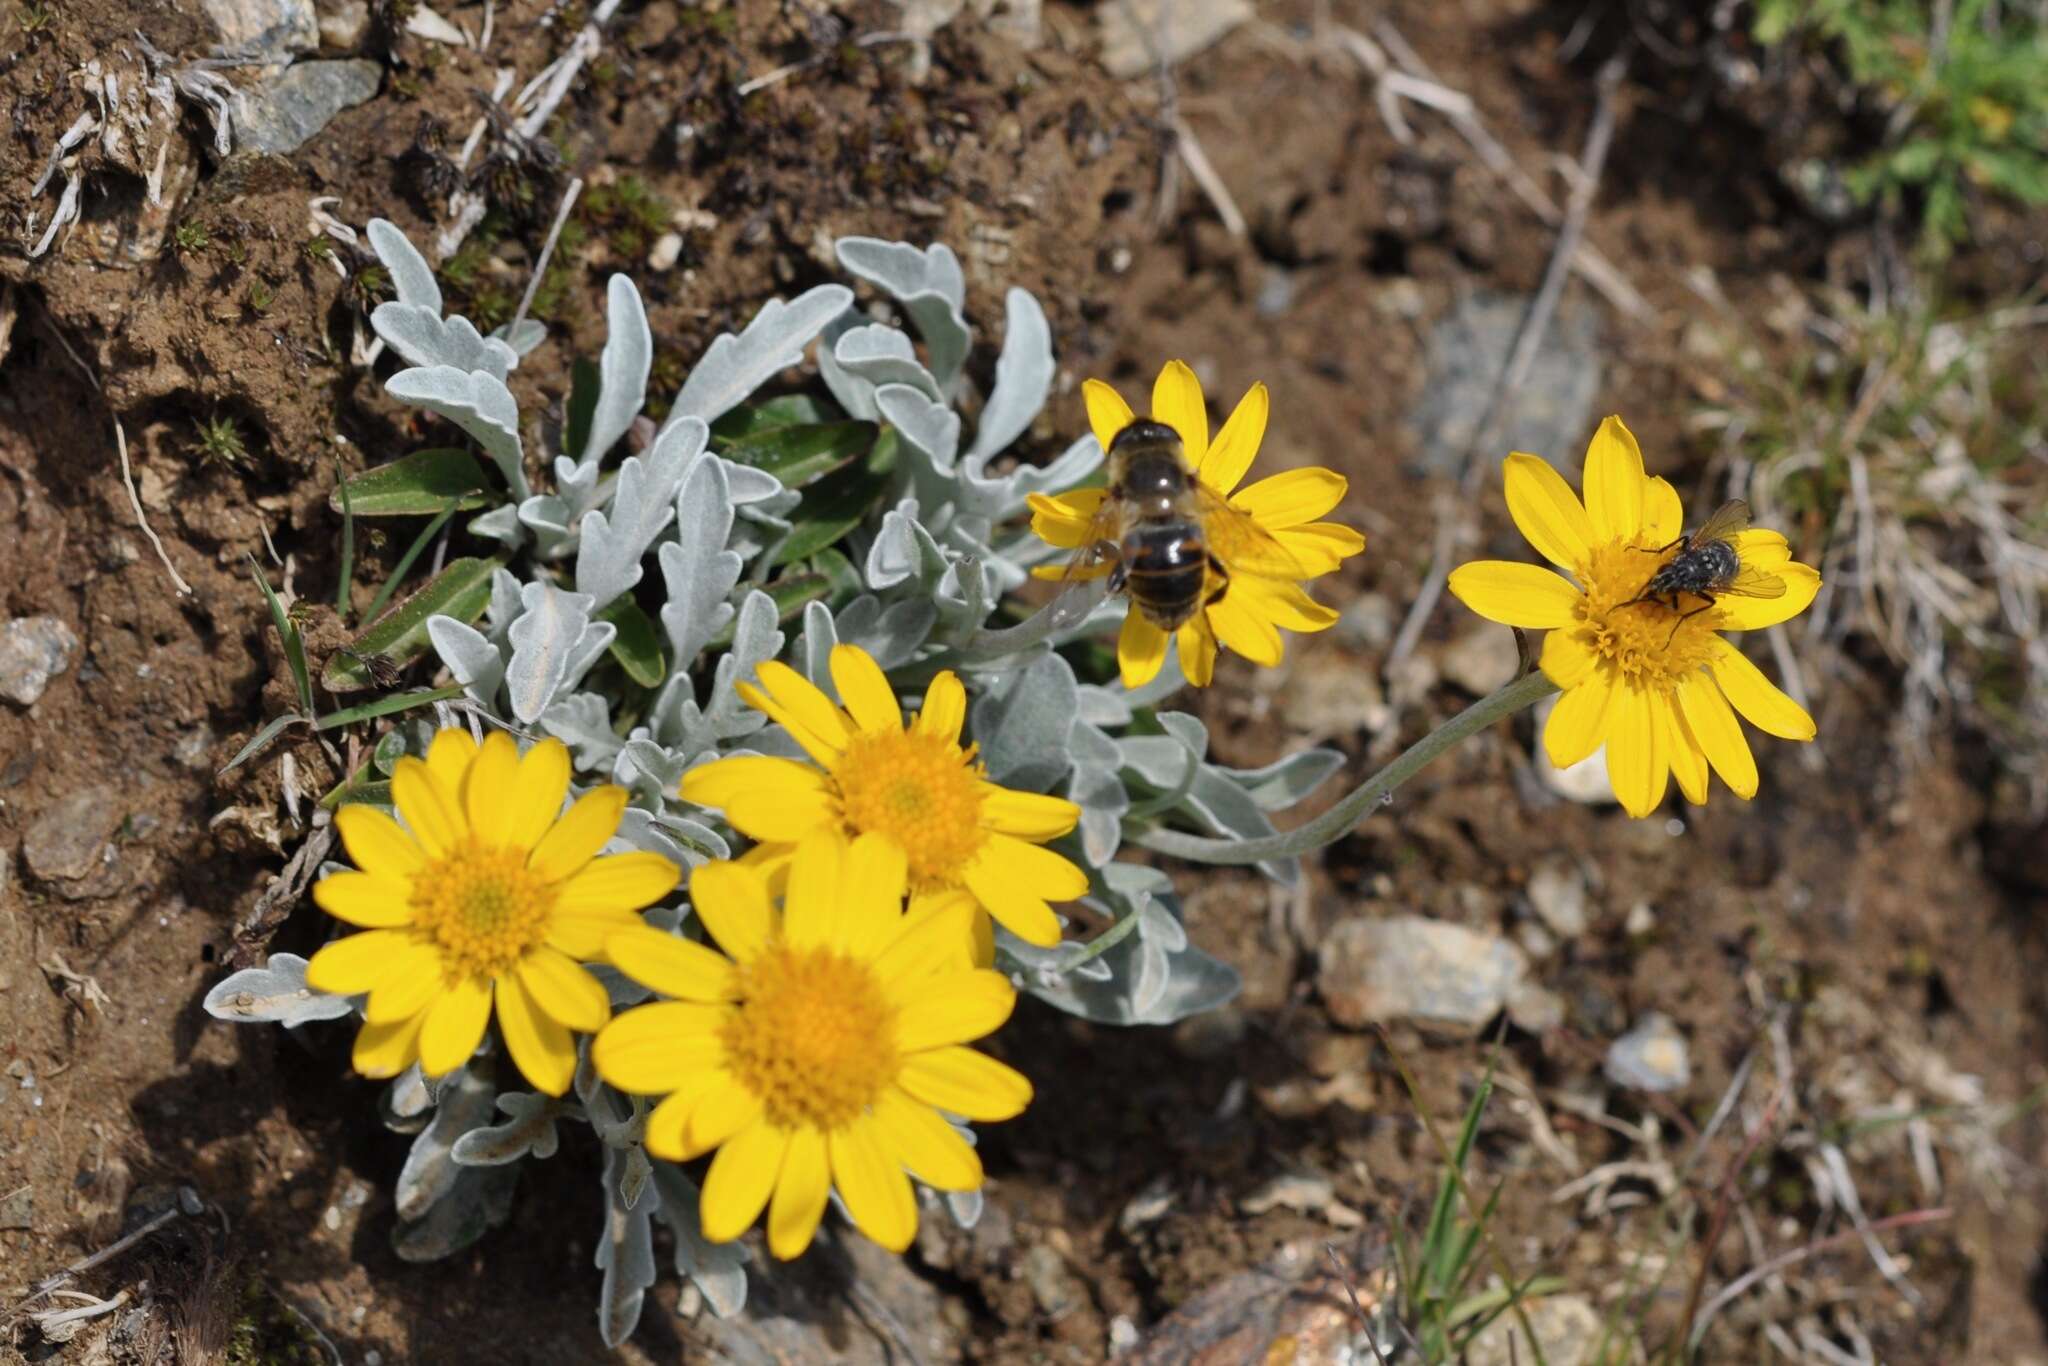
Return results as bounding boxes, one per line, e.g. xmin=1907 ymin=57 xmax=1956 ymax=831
xmin=1604 ymin=1012 xmax=1692 ymax=1094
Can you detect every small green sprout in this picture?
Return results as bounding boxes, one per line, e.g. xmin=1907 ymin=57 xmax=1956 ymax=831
xmin=246 ymin=279 xmax=276 ymax=314
xmin=172 ymin=221 xmax=211 ymax=256
xmin=195 ymin=414 xmax=249 ymax=468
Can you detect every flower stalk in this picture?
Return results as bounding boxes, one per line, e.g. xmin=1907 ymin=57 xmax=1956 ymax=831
xmin=1126 ymin=669 xmax=1560 ymax=866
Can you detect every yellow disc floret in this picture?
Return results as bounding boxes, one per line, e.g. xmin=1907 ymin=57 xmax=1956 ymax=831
xmin=719 ymin=942 xmax=899 ymax=1132
xmin=832 ymin=730 xmax=986 ymax=891
xmin=1575 ymin=539 xmax=1722 ymax=690
xmin=409 ymin=839 xmax=560 ymax=981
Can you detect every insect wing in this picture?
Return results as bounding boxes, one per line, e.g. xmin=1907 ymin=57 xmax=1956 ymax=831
xmin=1194 ymin=484 xmax=1309 ymax=580
xmin=1721 ymin=563 xmax=1787 ymax=599
xmin=1690 ymin=499 xmax=1753 ymax=547
xmin=1042 ymin=494 xmax=1125 ymax=585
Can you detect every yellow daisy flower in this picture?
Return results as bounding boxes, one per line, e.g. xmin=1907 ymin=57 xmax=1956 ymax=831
xmin=679 ymin=643 xmax=1086 ymax=948
xmin=592 ymin=834 xmax=1032 ymax=1259
xmin=306 ymin=729 xmax=682 ymax=1095
xmin=1026 ymin=359 xmax=1365 ymax=689
xmin=1448 ymin=416 xmax=1822 ymax=818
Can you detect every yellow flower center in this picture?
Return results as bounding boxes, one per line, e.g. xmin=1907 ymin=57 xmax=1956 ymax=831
xmin=831 ymin=729 xmax=986 ymax=891
xmin=1575 ymin=538 xmax=1723 ymax=690
xmin=719 ymin=943 xmax=898 ymax=1132
xmin=410 ymin=840 xmax=557 ymax=981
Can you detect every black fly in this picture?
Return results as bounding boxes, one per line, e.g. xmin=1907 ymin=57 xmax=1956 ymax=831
xmin=1624 ymin=499 xmax=1785 ymax=644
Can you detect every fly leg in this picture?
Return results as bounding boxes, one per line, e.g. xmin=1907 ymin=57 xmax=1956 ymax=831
xmin=1663 ymin=591 xmax=1717 ymax=647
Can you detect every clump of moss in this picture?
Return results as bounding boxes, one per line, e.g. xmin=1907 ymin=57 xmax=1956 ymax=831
xmin=580 ymin=175 xmax=670 ymax=261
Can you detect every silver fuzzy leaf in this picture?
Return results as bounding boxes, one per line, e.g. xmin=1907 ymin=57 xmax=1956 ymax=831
xmin=664 ymin=284 xmax=853 ymax=432
xmin=201 ymin=954 xmax=354 ymax=1027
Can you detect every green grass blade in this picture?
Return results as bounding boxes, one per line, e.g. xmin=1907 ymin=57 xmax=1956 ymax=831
xmin=249 ymin=557 xmax=314 ymax=715
xmin=362 ymin=506 xmax=455 ymax=627
xmin=335 ymin=462 xmax=356 ymax=621
xmin=219 ymin=713 xmax=302 ymax=775
xmin=315 ymin=684 xmax=466 ymax=731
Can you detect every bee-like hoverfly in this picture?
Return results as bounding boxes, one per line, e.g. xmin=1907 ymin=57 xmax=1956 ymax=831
xmin=1625 ymin=499 xmax=1786 ymax=642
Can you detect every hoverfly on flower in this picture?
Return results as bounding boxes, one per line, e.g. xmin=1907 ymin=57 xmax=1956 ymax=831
xmin=1622 ymin=499 xmax=1786 ymax=646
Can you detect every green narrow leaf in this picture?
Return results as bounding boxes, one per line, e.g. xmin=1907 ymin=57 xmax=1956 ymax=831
xmin=598 ymin=597 xmax=666 ymax=688
xmin=808 ymin=546 xmax=864 ymax=604
xmin=321 ymin=557 xmax=503 ymax=692
xmin=316 ymin=684 xmax=467 ymax=730
xmin=709 ymin=393 xmax=840 ymax=445
xmin=335 ymin=463 xmax=356 ymax=621
xmin=721 ymin=421 xmax=877 ymax=488
xmin=362 ymin=506 xmax=455 ymax=627
xmin=565 ymin=356 xmax=601 ymax=463
xmin=772 ymin=427 xmax=900 ymax=566
xmin=219 ymin=713 xmax=303 ymax=776
xmin=249 ymin=558 xmax=314 ymax=715
xmin=328 ymin=449 xmax=494 ymax=517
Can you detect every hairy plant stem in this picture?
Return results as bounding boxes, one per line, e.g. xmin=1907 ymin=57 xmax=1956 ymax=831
xmin=1128 ymin=670 xmax=1560 ymax=865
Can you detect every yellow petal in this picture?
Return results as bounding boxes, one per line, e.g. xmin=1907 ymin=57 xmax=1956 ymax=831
xmin=312 ymin=871 xmax=414 ymax=928
xmin=305 ymin=928 xmax=413 ymax=995
xmin=782 ymin=832 xmax=845 ymax=950
xmin=829 ymin=644 xmax=902 ymax=734
xmin=1707 ymin=639 xmax=1816 ymax=740
xmin=361 ymin=940 xmax=444 ymax=1023
xmin=1502 ymin=452 xmax=1595 ymax=570
xmin=555 ymin=851 xmax=682 ymax=916
xmin=334 ymin=804 xmax=425 ymax=880
xmin=1082 ymin=379 xmax=1135 ymax=454
xmin=528 ymin=786 xmax=628 ymax=883
xmin=977 ymin=787 xmax=1079 ymax=840
xmin=1582 ymin=415 xmax=1648 ymax=543
xmin=689 ymin=860 xmax=773 ymax=963
xmin=876 ymin=1086 xmax=982 ymax=1191
xmin=843 ymin=833 xmax=909 ymax=955
xmin=1027 ymin=489 xmax=1107 ymax=548
xmin=515 ymin=948 xmax=612 ymax=1033
xmin=1538 ymin=627 xmax=1597 ymax=689
xmin=1199 ymin=380 xmax=1270 ymax=494
xmin=1544 ymin=669 xmax=1617 ymax=769
xmin=1729 ymin=529 xmax=1792 ymax=568
xmin=767 ymin=1128 xmax=831 ymax=1260
xmin=1644 ymin=476 xmax=1683 ymax=546
xmin=829 ymin=1115 xmax=917 ymax=1253
xmin=961 ymin=861 xmax=1062 ymax=947
xmin=643 ymin=1072 xmax=729 ymax=1160
xmin=722 ymin=785 xmax=839 ymax=845
xmin=1448 ymin=561 xmax=1583 ymax=630
xmin=897 ymin=1046 xmax=1034 ymax=1120
xmin=1224 ymin=576 xmax=1339 ymax=634
xmin=1207 ymin=586 xmax=1284 ymax=666
xmin=1715 ymin=561 xmax=1821 ymax=631
xmin=425 ymin=727 xmax=478 ymax=794
xmin=700 ymin=1120 xmax=791 ymax=1244
xmin=544 ymin=909 xmax=640 ymax=959
xmin=975 ymin=832 xmax=1088 ymax=899
xmin=350 ymin=1010 xmax=425 ymax=1079
xmin=874 ymin=895 xmax=982 ymax=987
xmin=495 ymin=974 xmax=576 ymax=1096
xmin=464 ymin=730 xmax=520 ymax=843
xmin=1604 ymin=685 xmax=1668 ymax=819
xmin=915 ymin=671 xmax=967 ymax=742
xmin=418 ymin=974 xmax=493 ymax=1076
xmin=892 ymin=970 xmax=1017 ymax=1050
xmin=1228 ymin=466 xmax=1345 ymax=530
xmin=1151 ymin=360 xmax=1209 ymax=466
xmin=1664 ymin=695 xmax=1710 ymax=805
xmin=506 ymin=738 xmax=572 ymax=851
xmin=680 ymin=754 xmax=828 ymax=810
xmin=607 ymin=926 xmax=739 ymax=1002
xmin=391 ymin=756 xmax=464 ymax=859
xmin=1273 ymin=521 xmax=1367 ymax=575
xmin=1118 ymin=609 xmax=1170 ymax=690
xmin=592 ymin=1000 xmax=728 ymax=1092
xmin=1676 ymin=669 xmax=1757 ymax=799
xmin=1177 ymin=615 xmax=1217 ymax=688
xmin=685 ymin=1077 xmax=764 ymax=1158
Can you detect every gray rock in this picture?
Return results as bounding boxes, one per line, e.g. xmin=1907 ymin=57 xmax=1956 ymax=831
xmin=233 ymin=60 xmax=382 ymax=155
xmin=0 ymin=1184 xmax=30 ymax=1230
xmin=1465 ymin=1294 xmax=1602 ymax=1366
xmin=204 ymin=0 xmax=318 ymax=56
xmin=1409 ymin=292 xmax=1603 ymax=477
xmin=1318 ymin=915 xmax=1528 ymax=1032
xmin=1440 ymin=621 xmax=1520 ymax=696
xmin=317 ymin=0 xmax=370 ymax=48
xmin=1098 ymin=0 xmax=1252 ymax=77
xmin=0 ymin=617 xmax=79 ymax=706
xmin=1023 ymin=1243 xmax=1086 ymax=1320
xmin=1525 ymin=855 xmax=1590 ymax=938
xmin=1605 ymin=1012 xmax=1692 ymax=1094
xmin=23 ymin=786 xmax=124 ymax=884
xmin=1506 ymin=980 xmax=1566 ymax=1034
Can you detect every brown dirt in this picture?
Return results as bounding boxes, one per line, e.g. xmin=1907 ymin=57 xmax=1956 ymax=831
xmin=3 ymin=0 xmax=2045 ymax=1361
